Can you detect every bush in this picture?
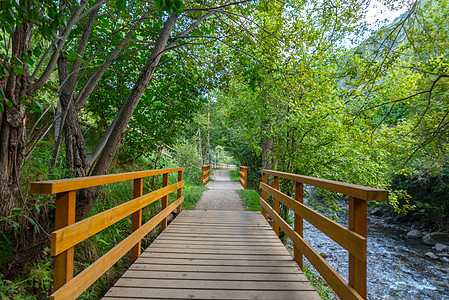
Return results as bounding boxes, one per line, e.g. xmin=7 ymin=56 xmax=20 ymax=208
xmin=173 ymin=143 xmax=201 ymax=184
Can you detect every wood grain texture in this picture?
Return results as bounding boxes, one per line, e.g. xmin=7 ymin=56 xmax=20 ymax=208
xmin=102 ymin=210 xmax=320 ymax=300
xmin=131 ymin=178 xmax=143 ymax=262
xmin=31 ymin=167 xmax=184 ymax=194
xmin=50 ymin=196 xmax=184 ymax=300
xmin=260 ymin=182 xmax=366 ymax=261
xmin=51 ymin=181 xmax=184 ymax=256
xmin=261 ymin=169 xmax=388 ymax=201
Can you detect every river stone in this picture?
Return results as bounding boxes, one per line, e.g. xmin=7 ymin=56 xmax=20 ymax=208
xmin=319 ymin=252 xmax=327 ymax=259
xmin=429 ymin=232 xmax=449 ymax=243
xmin=434 ymin=243 xmax=449 ymax=252
xmin=442 ymin=257 xmax=449 ymax=263
xmin=407 ymin=229 xmax=422 ymax=239
xmin=425 ymin=252 xmax=439 ymax=260
xmin=370 ymin=207 xmax=382 ymax=216
xmin=423 ymin=234 xmax=437 ymax=246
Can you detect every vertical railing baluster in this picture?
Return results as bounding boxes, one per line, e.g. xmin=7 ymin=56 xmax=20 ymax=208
xmin=160 ymin=173 xmax=169 ymax=231
xmin=261 ymin=173 xmax=267 ymax=218
xmin=348 ymin=196 xmax=367 ymax=299
xmin=177 ymin=170 xmax=183 ymax=215
xmin=53 ymin=191 xmax=76 ymax=292
xmin=273 ymin=175 xmax=280 ymax=237
xmin=131 ymin=178 xmax=143 ymax=262
xmin=294 ymin=182 xmax=304 ymax=270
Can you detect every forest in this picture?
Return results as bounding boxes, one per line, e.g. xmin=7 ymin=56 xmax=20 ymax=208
xmin=0 ymin=0 xmax=448 ymax=298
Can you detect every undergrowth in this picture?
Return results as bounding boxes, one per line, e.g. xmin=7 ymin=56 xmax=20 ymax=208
xmin=237 ymin=189 xmax=261 ymax=211
xmin=0 ymin=152 xmax=206 ymax=299
xmin=229 ymin=169 xmax=239 ymax=182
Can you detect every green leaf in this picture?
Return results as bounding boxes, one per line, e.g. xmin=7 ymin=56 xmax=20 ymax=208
xmin=115 ymin=0 xmax=126 ymax=11
xmin=5 ymin=99 xmax=13 ymax=108
xmin=20 ymin=97 xmax=27 ymax=106
xmin=32 ymin=100 xmax=43 ymax=113
xmin=14 ymin=65 xmax=25 ymax=74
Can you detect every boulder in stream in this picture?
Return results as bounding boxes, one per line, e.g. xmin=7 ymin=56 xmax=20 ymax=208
xmin=425 ymin=252 xmax=439 ymax=260
xmin=442 ymin=257 xmax=449 ymax=263
xmin=434 ymin=243 xmax=449 ymax=252
xmin=423 ymin=234 xmax=437 ymax=246
xmin=407 ymin=229 xmax=422 ymax=239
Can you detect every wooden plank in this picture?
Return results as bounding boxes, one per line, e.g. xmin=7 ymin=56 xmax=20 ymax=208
xmin=139 ymin=253 xmax=293 ymax=261
xmin=133 ymin=257 xmax=298 ymax=267
xmin=112 ymin=278 xmax=315 ymax=290
xmin=261 ymin=169 xmax=389 ymax=201
xmin=144 ymin=248 xmax=290 ymax=255
xmin=103 ymin=288 xmax=321 ymax=300
xmin=260 ymin=182 xmax=366 ymax=261
xmin=176 ymin=170 xmax=182 ymax=214
xmin=260 ymin=199 xmax=363 ymax=300
xmin=51 ymin=181 xmax=184 ymax=256
xmin=131 ymin=178 xmax=143 ymax=263
xmin=160 ymin=173 xmax=169 ymax=231
xmin=31 ymin=167 xmax=184 ymax=194
xmin=53 ymin=191 xmax=76 ymax=292
xmin=262 ymin=173 xmax=267 ymax=217
xmin=349 ymin=197 xmax=368 ymax=299
xmin=121 ymin=270 xmax=309 ymax=281
xmin=49 ymin=197 xmax=184 ymax=300
xmin=294 ymin=181 xmax=304 ymax=269
xmin=273 ymin=176 xmax=280 ymax=236
xmin=129 ymin=264 xmax=305 ymax=274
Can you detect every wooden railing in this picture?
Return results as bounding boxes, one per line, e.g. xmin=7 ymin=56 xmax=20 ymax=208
xmin=211 ymin=162 xmax=237 ymax=169
xmin=201 ymin=165 xmax=210 ymax=185
xmin=30 ymin=167 xmax=185 ymax=300
xmin=260 ymin=170 xmax=388 ymax=300
xmin=239 ymin=166 xmax=248 ymax=189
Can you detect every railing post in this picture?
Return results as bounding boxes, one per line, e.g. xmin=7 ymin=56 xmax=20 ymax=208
xmin=131 ymin=178 xmax=143 ymax=263
xmin=177 ymin=170 xmax=183 ymax=215
xmin=161 ymin=173 xmax=169 ymax=231
xmin=243 ymin=167 xmax=247 ymax=189
xmin=348 ymin=196 xmax=367 ymax=299
xmin=53 ymin=191 xmax=76 ymax=292
xmin=261 ymin=173 xmax=267 ymax=218
xmin=273 ymin=175 xmax=280 ymax=237
xmin=294 ymin=182 xmax=304 ymax=270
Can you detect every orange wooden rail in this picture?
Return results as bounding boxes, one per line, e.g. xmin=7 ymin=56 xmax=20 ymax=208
xmin=201 ymin=165 xmax=210 ymax=185
xmin=260 ymin=169 xmax=388 ymax=300
xmin=239 ymin=166 xmax=248 ymax=189
xmin=30 ymin=167 xmax=185 ymax=300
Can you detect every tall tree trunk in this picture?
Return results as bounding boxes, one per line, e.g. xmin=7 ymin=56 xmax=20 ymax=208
xmin=198 ymin=128 xmax=203 ymax=165
xmin=0 ymin=20 xmax=33 ymax=230
xmin=205 ymin=99 xmax=210 ymax=165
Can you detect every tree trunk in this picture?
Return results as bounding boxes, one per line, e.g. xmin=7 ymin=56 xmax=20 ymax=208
xmin=0 ymin=20 xmax=33 ymax=230
xmin=205 ymin=99 xmax=210 ymax=165
xmin=198 ymin=128 xmax=203 ymax=165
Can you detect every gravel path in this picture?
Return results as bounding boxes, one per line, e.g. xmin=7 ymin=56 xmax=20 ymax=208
xmin=195 ymin=169 xmax=245 ymax=211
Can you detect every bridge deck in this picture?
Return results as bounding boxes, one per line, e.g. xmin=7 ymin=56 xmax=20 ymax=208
xmin=103 ymin=210 xmax=320 ymax=300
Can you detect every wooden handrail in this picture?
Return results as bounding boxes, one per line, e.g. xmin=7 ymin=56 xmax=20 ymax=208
xmin=201 ymin=165 xmax=210 ymax=185
xmin=260 ymin=170 xmax=388 ymax=300
xmin=31 ymin=167 xmax=185 ymax=300
xmin=261 ymin=169 xmax=388 ymax=202
xmin=31 ymin=167 xmax=184 ymax=194
xmin=239 ymin=166 xmax=248 ymax=189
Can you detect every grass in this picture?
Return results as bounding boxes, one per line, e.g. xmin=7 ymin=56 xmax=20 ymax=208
xmin=181 ymin=184 xmax=208 ymax=210
xmin=230 ymin=169 xmax=239 ymax=182
xmin=237 ymin=189 xmax=262 ymax=211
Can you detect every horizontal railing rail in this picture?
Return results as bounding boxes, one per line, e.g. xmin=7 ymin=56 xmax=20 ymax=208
xmin=239 ymin=166 xmax=248 ymax=189
xmin=260 ymin=169 xmax=388 ymax=300
xmin=201 ymin=165 xmax=210 ymax=185
xmin=211 ymin=162 xmax=237 ymax=169
xmin=31 ymin=167 xmax=185 ymax=300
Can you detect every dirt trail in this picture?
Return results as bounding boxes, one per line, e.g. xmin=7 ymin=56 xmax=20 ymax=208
xmin=195 ymin=169 xmax=244 ymax=211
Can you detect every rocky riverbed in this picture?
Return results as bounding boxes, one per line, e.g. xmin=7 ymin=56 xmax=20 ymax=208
xmin=289 ymin=200 xmax=449 ymax=299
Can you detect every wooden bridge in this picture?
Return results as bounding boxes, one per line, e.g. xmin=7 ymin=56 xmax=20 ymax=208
xmin=31 ymin=166 xmax=388 ymax=300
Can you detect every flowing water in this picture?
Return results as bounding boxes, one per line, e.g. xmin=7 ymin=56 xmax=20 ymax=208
xmin=290 ymin=203 xmax=449 ymax=299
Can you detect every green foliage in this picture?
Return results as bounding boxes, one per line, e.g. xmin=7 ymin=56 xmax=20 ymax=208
xmin=173 ymin=142 xmax=201 ymax=185
xmin=302 ymin=264 xmax=334 ymax=299
xmin=237 ymin=189 xmax=262 ymax=211
xmin=229 ymin=169 xmax=239 ymax=182
xmin=181 ymin=185 xmax=208 ymax=210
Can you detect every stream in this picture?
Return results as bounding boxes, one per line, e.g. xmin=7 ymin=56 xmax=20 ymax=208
xmin=290 ymin=201 xmax=449 ymax=299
